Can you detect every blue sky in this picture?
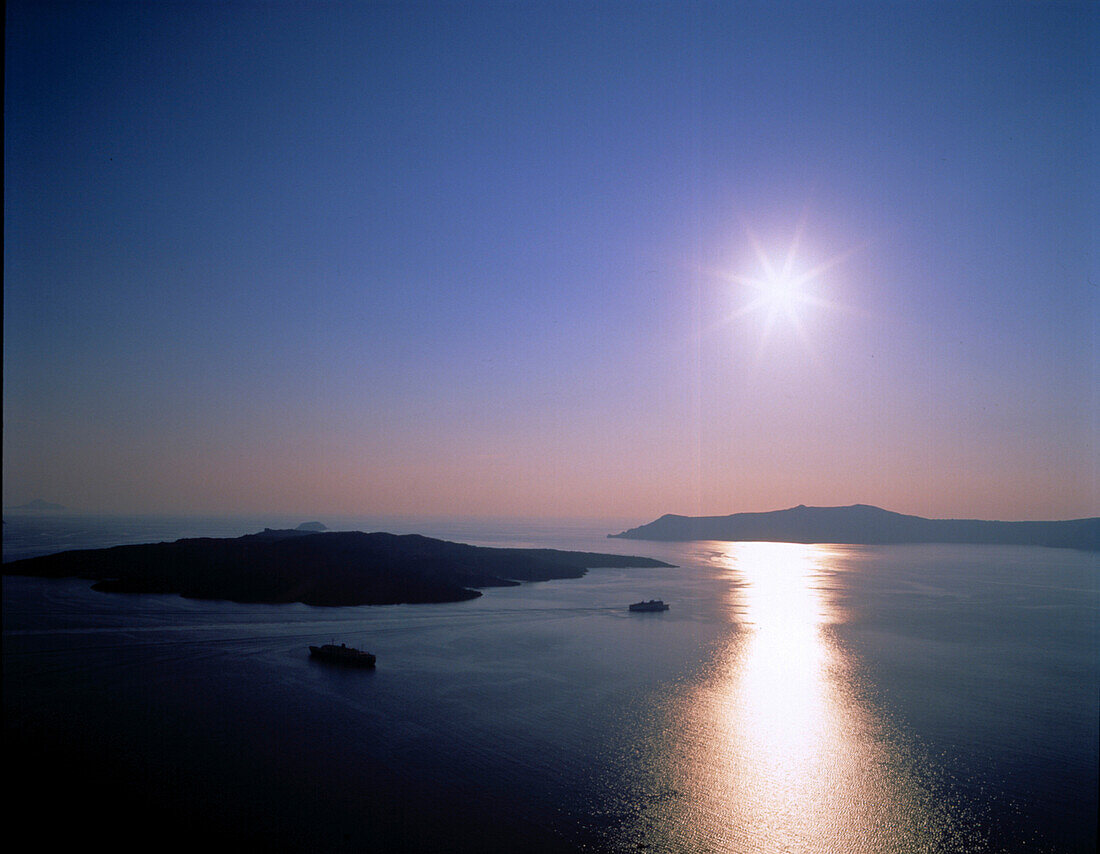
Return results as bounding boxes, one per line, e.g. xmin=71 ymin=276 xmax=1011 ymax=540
xmin=4 ymin=1 xmax=1096 ymax=519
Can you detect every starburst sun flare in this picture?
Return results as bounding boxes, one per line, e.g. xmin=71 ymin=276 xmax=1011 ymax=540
xmin=719 ymin=222 xmax=856 ymax=348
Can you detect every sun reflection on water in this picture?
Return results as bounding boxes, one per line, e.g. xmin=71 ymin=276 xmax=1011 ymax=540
xmin=728 ymin=543 xmax=831 ymax=785
xmin=609 ymin=542 xmax=959 ymax=853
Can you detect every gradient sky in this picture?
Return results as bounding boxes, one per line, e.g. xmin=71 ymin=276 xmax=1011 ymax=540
xmin=4 ymin=0 xmax=1097 ymax=521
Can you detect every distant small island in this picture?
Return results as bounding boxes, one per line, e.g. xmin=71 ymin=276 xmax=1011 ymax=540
xmin=2 ymin=529 xmax=674 ymax=606
xmin=6 ymin=499 xmax=67 ymax=512
xmin=610 ymin=504 xmax=1100 ymax=551
xmin=295 ymin=521 xmax=327 ymax=531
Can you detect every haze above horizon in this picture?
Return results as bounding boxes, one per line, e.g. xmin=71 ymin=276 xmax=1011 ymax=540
xmin=4 ymin=1 xmax=1096 ymax=521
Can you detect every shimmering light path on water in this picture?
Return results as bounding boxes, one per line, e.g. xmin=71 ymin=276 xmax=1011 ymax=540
xmin=602 ymin=543 xmax=983 ymax=853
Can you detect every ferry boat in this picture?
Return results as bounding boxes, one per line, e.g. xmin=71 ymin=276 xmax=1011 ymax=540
xmin=309 ymin=642 xmax=376 ymax=667
xmin=629 ymin=599 xmax=669 ymax=612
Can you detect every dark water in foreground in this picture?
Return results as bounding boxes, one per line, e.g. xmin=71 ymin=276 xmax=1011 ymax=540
xmin=3 ymin=515 xmax=1097 ymax=852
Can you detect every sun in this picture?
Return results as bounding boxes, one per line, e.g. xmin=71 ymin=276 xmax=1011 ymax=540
xmin=734 ymin=263 xmax=825 ymax=336
xmin=728 ymin=253 xmax=824 ymax=339
xmin=756 ymin=271 xmax=809 ymax=317
xmin=719 ymin=219 xmax=855 ymax=345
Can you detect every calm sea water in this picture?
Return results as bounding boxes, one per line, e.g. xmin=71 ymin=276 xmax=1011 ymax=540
xmin=3 ymin=514 xmax=1097 ymax=852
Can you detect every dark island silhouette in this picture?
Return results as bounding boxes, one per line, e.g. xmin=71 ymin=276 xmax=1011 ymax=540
xmin=6 ymin=499 xmax=67 ymax=512
xmin=610 ymin=504 xmax=1100 ymax=551
xmin=2 ymin=529 xmax=674 ymax=606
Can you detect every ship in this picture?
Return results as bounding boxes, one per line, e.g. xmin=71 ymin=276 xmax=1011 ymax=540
xmin=309 ymin=642 xmax=376 ymax=667
xmin=629 ymin=599 xmax=669 ymax=612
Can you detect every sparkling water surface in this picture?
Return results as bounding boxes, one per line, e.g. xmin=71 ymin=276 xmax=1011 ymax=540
xmin=3 ymin=515 xmax=1097 ymax=852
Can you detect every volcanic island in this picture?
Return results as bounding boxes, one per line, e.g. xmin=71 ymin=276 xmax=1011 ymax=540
xmin=2 ymin=528 xmax=674 ymax=606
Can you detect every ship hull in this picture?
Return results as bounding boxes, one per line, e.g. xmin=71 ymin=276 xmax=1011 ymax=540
xmin=628 ymin=601 xmax=669 ymax=612
xmin=309 ymin=645 xmax=376 ymax=667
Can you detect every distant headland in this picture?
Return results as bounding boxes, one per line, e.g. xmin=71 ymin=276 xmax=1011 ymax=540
xmin=2 ymin=529 xmax=674 ymax=606
xmin=609 ymin=504 xmax=1099 ymax=551
xmin=5 ymin=499 xmax=67 ymax=512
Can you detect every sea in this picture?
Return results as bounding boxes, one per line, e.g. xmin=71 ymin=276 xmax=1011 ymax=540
xmin=3 ymin=513 xmax=1097 ymax=853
